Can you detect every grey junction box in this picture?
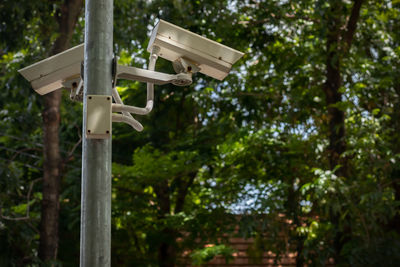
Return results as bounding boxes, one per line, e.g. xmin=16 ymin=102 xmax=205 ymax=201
xmin=86 ymin=95 xmax=112 ymax=139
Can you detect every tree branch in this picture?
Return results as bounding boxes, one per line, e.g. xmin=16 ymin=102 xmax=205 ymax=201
xmin=10 ymin=147 xmax=41 ymax=162
xmin=63 ymin=125 xmax=82 ymax=164
xmin=174 ymin=172 xmax=197 ymax=213
xmin=1 ymin=178 xmax=42 ymax=221
xmin=113 ymin=185 xmax=149 ymax=197
xmin=343 ymin=0 xmax=364 ymax=53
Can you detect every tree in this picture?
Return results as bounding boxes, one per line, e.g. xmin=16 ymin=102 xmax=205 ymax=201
xmin=0 ymin=0 xmax=84 ymax=264
xmin=111 ymin=0 xmax=248 ymax=265
xmin=214 ymin=0 xmax=400 ymax=265
xmin=1 ymin=0 xmax=400 ymax=266
xmin=322 ymin=0 xmax=364 ymax=262
xmin=39 ymin=0 xmax=83 ymax=262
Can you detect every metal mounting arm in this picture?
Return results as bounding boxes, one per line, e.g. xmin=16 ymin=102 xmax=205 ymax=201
xmin=112 ymin=113 xmax=143 ymax=131
xmin=111 ymin=47 xmax=193 ymax=132
xmin=111 ymin=48 xmax=160 ymax=132
xmin=116 ymin=65 xmax=192 ymax=86
xmin=68 ymin=46 xmax=194 ymax=132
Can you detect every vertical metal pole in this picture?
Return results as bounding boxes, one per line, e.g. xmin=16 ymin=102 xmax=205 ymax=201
xmin=80 ymin=0 xmax=113 ymax=266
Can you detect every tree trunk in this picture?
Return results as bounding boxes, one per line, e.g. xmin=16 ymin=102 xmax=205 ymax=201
xmin=323 ymin=0 xmax=364 ymax=174
xmin=154 ymin=180 xmax=177 ymax=267
xmin=324 ymin=1 xmax=346 ymax=176
xmin=388 ymin=84 xmax=400 ymax=235
xmin=174 ymin=172 xmax=196 ymax=214
xmin=39 ymin=90 xmax=62 ymax=261
xmin=323 ymin=0 xmax=363 ymax=263
xmin=39 ymin=0 xmax=83 ymax=262
xmin=323 ymin=4 xmax=348 ymax=261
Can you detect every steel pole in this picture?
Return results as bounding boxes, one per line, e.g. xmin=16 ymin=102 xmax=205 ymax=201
xmin=80 ymin=0 xmax=113 ymax=266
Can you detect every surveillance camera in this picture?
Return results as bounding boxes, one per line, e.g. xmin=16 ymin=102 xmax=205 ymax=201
xmin=19 ymin=21 xmax=244 ymax=96
xmin=18 ymin=43 xmax=193 ymax=96
xmin=147 ymin=19 xmax=244 ymax=81
xmin=18 ymin=44 xmax=84 ymax=95
xmin=18 ymin=22 xmax=244 ymax=134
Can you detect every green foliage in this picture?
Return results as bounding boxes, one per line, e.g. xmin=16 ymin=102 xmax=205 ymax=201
xmin=129 ymin=145 xmax=200 ymax=184
xmin=191 ymin=244 xmax=235 ymax=266
xmin=1 ymin=0 xmax=400 ymax=266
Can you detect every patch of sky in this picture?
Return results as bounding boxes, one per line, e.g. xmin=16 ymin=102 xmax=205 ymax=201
xmin=227 ymin=0 xmax=238 ymax=13
xmin=227 ymin=182 xmax=281 ymax=214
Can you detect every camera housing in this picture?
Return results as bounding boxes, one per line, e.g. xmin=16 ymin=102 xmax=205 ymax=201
xmin=18 ymin=20 xmax=245 ymax=135
xmin=19 ymin=20 xmax=244 ymax=95
xmin=18 ymin=44 xmax=84 ymax=95
xmin=147 ymin=19 xmax=244 ymax=80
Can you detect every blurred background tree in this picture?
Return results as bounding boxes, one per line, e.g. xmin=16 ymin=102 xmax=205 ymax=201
xmin=1 ymin=0 xmax=399 ymax=266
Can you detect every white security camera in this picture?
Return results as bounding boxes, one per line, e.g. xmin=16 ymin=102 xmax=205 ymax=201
xmin=147 ymin=19 xmax=244 ymax=80
xmin=18 ymin=20 xmax=244 ymax=135
xmin=19 ymin=20 xmax=244 ymax=95
xmin=17 ymin=44 xmax=194 ymax=96
xmin=18 ymin=44 xmax=84 ymax=95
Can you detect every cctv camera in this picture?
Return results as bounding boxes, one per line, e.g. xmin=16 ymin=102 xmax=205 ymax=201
xmin=18 ymin=44 xmax=84 ymax=95
xmin=18 ymin=43 xmax=193 ymax=95
xmin=19 ymin=21 xmax=244 ymax=95
xmin=18 ymin=21 xmax=244 ymax=134
xmin=147 ymin=19 xmax=244 ymax=81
